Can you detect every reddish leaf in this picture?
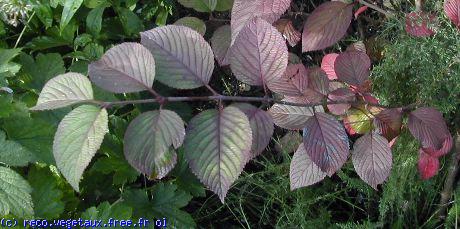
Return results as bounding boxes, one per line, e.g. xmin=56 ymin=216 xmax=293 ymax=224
xmin=321 ymin=53 xmax=339 ymax=80
xmin=444 ymin=0 xmax=460 ymax=28
xmin=302 ymin=2 xmax=354 ymax=52
xmin=327 ymin=88 xmax=356 ymax=116
xmin=408 ymin=107 xmax=452 ymax=152
xmin=373 ymin=108 xmax=403 ymax=141
xmin=335 ymin=51 xmax=371 ymax=86
xmin=303 ymin=67 xmax=330 ymax=103
xmin=422 ymin=134 xmax=453 ymax=158
xmin=361 ymin=93 xmax=379 ymax=104
xmin=354 ymin=6 xmax=369 ymax=19
xmin=405 ymin=12 xmax=436 ymax=37
xmin=418 ymin=149 xmax=440 ymax=180
xmin=230 ymin=17 xmax=288 ymax=86
xmin=352 ymin=132 xmax=392 ymax=190
xmin=232 ymin=103 xmax=274 ymax=159
xmin=231 ymin=0 xmax=291 ymax=43
xmin=267 ymin=64 xmax=309 ymax=97
xmin=290 ymin=143 xmax=327 ymax=190
xmin=274 ymin=19 xmax=301 ymax=47
xmin=303 ymin=112 xmax=350 ymax=176
xmin=211 ymin=25 xmax=231 ymax=66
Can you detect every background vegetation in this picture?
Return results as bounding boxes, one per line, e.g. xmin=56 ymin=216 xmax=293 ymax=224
xmin=0 ymin=0 xmax=458 ymax=228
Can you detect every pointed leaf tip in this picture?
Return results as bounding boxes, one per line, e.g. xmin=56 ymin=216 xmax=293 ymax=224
xmin=303 ymin=112 xmax=349 ymax=176
xmin=124 ymin=110 xmax=185 ymax=179
xmin=352 ymin=133 xmax=392 ymax=190
xmin=184 ymin=107 xmax=252 ymax=202
xmin=53 ymin=105 xmax=109 ymax=191
xmin=31 ymin=72 xmax=93 ymax=111
xmin=290 ymin=143 xmax=327 ymax=190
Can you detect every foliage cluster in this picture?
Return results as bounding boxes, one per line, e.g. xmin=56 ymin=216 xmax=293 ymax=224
xmin=0 ymin=0 xmax=459 ymax=228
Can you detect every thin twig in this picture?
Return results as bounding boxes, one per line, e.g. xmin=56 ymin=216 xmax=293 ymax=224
xmin=92 ymin=95 xmax=414 ymax=111
xmin=14 ymin=11 xmax=35 ymax=49
xmin=358 ymin=0 xmax=395 ymax=18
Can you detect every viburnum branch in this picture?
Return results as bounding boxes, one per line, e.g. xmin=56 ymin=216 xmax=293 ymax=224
xmin=92 ymin=95 xmax=415 ymax=111
xmin=358 ymin=0 xmax=395 ymax=17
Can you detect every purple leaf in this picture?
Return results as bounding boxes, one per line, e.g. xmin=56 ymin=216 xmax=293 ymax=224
xmin=327 ymin=87 xmax=356 ymax=116
xmin=88 ymin=43 xmax=155 ymax=93
xmin=352 ymin=132 xmax=392 ymax=190
xmin=303 ymin=67 xmax=330 ymax=103
xmin=269 ymin=101 xmax=315 ymax=130
xmin=373 ymin=108 xmax=403 ymax=141
xmin=335 ymin=51 xmax=371 ymax=86
xmin=267 ymin=64 xmax=309 ymax=97
xmin=290 ymin=143 xmax=327 ymax=190
xmin=211 ymin=25 xmax=231 ymax=66
xmin=184 ymin=107 xmax=252 ymax=203
xmin=141 ymin=25 xmax=214 ymax=89
xmin=422 ymin=134 xmax=453 ymax=158
xmin=232 ymin=103 xmax=274 ymax=159
xmin=321 ymin=53 xmax=339 ymax=80
xmin=408 ymin=107 xmax=452 ymax=153
xmin=302 ymin=2 xmax=354 ymax=52
xmin=230 ymin=17 xmax=288 ymax=87
xmin=444 ymin=0 xmax=460 ymax=28
xmin=124 ymin=110 xmax=185 ymax=179
xmin=231 ymin=0 xmax=291 ymax=44
xmin=303 ymin=112 xmax=349 ymax=176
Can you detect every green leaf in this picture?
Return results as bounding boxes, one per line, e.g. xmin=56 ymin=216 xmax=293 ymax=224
xmin=0 ymin=167 xmax=34 ymax=218
xmin=92 ymin=133 xmax=139 ymax=186
xmin=124 ymin=110 xmax=185 ymax=179
xmin=74 ymin=34 xmax=93 ymax=48
xmin=174 ymin=17 xmax=206 ymax=36
xmin=184 ymin=107 xmax=252 ymax=202
xmin=178 ymin=0 xmax=217 ymax=12
xmin=0 ymin=93 xmax=14 ymax=118
xmin=28 ymin=165 xmax=65 ymax=219
xmin=19 ymin=53 xmax=66 ymax=91
xmin=118 ymin=8 xmax=144 ymax=36
xmin=171 ymin=149 xmax=206 ymax=197
xmin=81 ymin=201 xmax=132 ymax=221
xmin=87 ymin=6 xmax=105 ymax=37
xmin=3 ymin=116 xmax=56 ymax=164
xmin=215 ymin=0 xmax=233 ymax=11
xmin=60 ymin=0 xmax=84 ymax=32
xmin=0 ymin=48 xmax=22 ymax=84
xmin=123 ymin=183 xmax=195 ymax=228
xmin=32 ymin=1 xmax=53 ymax=28
xmin=32 ymin=73 xmax=94 ymax=111
xmin=53 ymin=105 xmax=109 ymax=191
xmin=344 ymin=107 xmax=382 ymax=134
xmin=0 ymin=131 xmax=36 ymax=167
xmin=84 ymin=0 xmax=109 ymax=8
xmin=25 ymin=36 xmax=69 ymax=51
